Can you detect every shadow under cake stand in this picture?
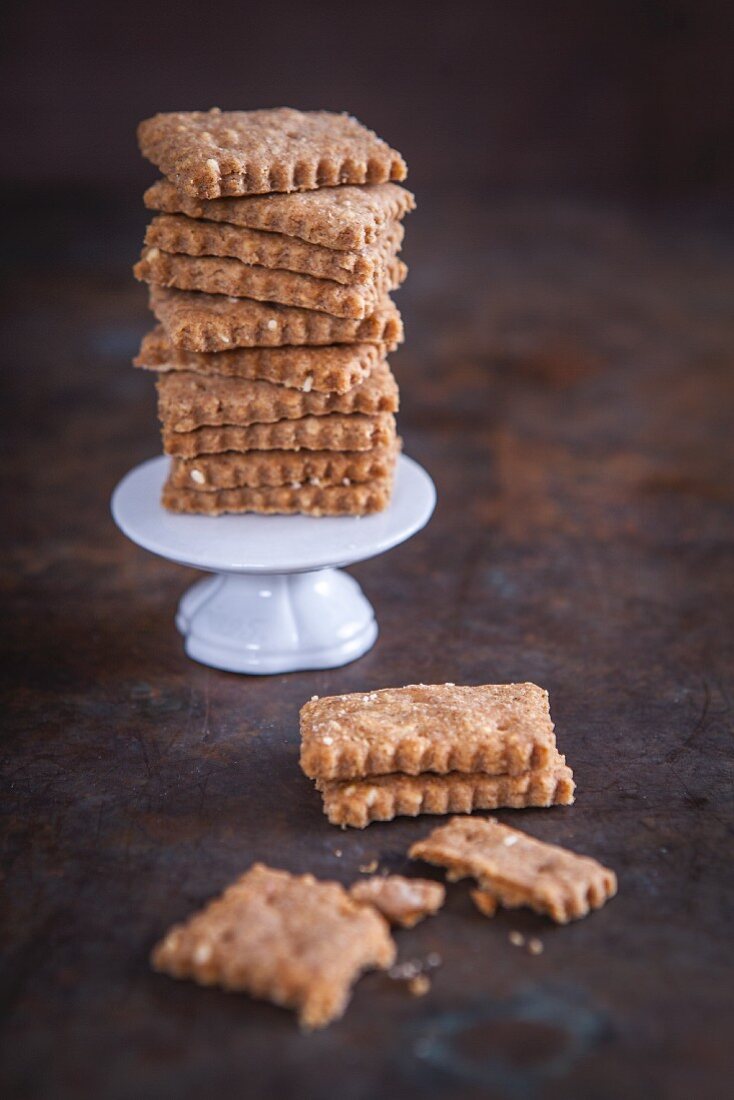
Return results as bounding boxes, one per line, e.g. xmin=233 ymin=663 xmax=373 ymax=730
xmin=111 ymin=453 xmax=436 ymax=674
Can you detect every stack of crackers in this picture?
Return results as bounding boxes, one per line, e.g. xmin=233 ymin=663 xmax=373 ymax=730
xmin=132 ymin=108 xmax=413 ymax=516
xmin=300 ymin=683 xmax=576 ymax=828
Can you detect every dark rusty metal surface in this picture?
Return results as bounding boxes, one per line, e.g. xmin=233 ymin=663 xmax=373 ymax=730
xmin=2 ymin=196 xmax=733 ymax=1099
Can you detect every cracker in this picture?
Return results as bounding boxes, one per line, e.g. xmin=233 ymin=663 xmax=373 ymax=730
xmin=161 ymin=471 xmax=395 ymax=516
xmin=409 ymin=817 xmax=617 ymax=924
xmin=157 ymin=360 xmax=398 ymax=433
xmin=149 ymin=287 xmax=404 ymax=352
xmin=349 ymin=876 xmax=445 ymax=927
xmin=317 ymin=760 xmax=575 ymax=828
xmin=138 ymin=108 xmax=407 ymax=199
xmin=470 ymin=889 xmax=499 ymax=918
xmin=135 ymin=327 xmax=385 ymax=394
xmin=135 ymin=248 xmax=407 ymax=319
xmin=300 ymin=683 xmax=559 ymax=782
xmin=144 ymin=179 xmax=415 ymax=250
xmin=162 ymin=413 xmax=397 ymax=457
xmin=144 ymin=214 xmax=404 ymax=286
xmin=169 ymin=441 xmax=399 ymax=491
xmin=150 ymin=863 xmax=395 ymax=1030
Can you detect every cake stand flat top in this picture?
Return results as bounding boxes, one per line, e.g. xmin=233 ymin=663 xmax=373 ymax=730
xmin=111 ymin=453 xmax=436 ymax=574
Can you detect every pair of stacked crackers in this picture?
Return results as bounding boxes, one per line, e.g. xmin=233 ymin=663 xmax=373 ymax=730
xmin=300 ymin=683 xmax=576 ymax=828
xmin=132 ymin=108 xmax=413 ymax=516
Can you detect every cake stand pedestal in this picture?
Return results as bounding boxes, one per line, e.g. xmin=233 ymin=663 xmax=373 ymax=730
xmin=111 ymin=454 xmax=436 ymax=674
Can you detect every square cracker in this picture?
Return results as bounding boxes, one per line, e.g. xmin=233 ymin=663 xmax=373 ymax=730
xmin=149 ymin=287 xmax=403 ymax=352
xmin=169 ymin=441 xmax=398 ymax=491
xmin=150 ymin=863 xmax=395 ymax=1030
xmin=162 ymin=412 xmax=397 ymax=458
xmin=410 ymin=817 xmax=617 ymax=924
xmin=300 ymin=683 xmax=559 ymax=782
xmin=144 ymin=214 xmax=404 ymax=286
xmin=317 ymin=758 xmax=575 ymax=828
xmin=135 ymin=247 xmax=407 ymax=319
xmin=161 ymin=470 xmax=395 ymax=516
xmin=144 ymin=179 xmax=415 ymax=251
xmin=135 ymin=327 xmax=386 ymax=394
xmin=138 ymin=108 xmax=407 ymax=199
xmin=157 ymin=360 xmax=398 ymax=433
xmin=349 ymin=876 xmax=445 ymax=927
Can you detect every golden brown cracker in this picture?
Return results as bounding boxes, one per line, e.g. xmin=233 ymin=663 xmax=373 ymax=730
xmin=144 ymin=214 xmax=404 ymax=286
xmin=317 ymin=760 xmax=575 ymax=828
xmin=138 ymin=108 xmax=407 ymax=199
xmin=162 ymin=413 xmax=397 ymax=458
xmin=300 ymin=683 xmax=559 ymax=782
xmin=161 ymin=470 xmax=395 ymax=516
xmin=150 ymin=863 xmax=395 ymax=1030
xmin=135 ymin=247 xmax=407 ymax=319
xmin=410 ymin=817 xmax=617 ymax=924
xmin=144 ymin=178 xmax=415 ymax=250
xmin=149 ymin=286 xmax=404 ymax=352
xmin=349 ymin=876 xmax=445 ymax=927
xmin=135 ymin=327 xmax=385 ymax=394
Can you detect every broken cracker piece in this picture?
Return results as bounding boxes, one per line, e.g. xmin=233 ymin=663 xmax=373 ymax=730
xmin=349 ymin=875 xmax=445 ymax=927
xmin=316 ymin=759 xmax=574 ymax=827
xmin=300 ymin=683 xmax=560 ymax=781
xmin=150 ymin=863 xmax=395 ymax=1030
xmin=410 ymin=817 xmax=617 ymax=924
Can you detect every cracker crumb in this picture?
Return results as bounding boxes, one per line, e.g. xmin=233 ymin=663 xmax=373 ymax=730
xmin=388 ymin=959 xmax=422 ymax=981
xmin=408 ymin=974 xmax=431 ymax=997
xmin=509 ymin=931 xmax=525 ymax=947
xmin=359 ymin=859 xmax=378 ymax=874
xmin=425 ymin=952 xmax=442 ymax=969
xmin=266 ymin=319 xmax=278 ymax=330
xmin=310 ymin=695 xmax=319 ymax=701
xmin=528 ymin=937 xmax=544 ymax=955
xmin=334 ymin=849 xmax=342 ymax=858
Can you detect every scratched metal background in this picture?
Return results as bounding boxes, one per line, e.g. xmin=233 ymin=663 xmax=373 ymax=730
xmin=3 ymin=190 xmax=733 ymax=1099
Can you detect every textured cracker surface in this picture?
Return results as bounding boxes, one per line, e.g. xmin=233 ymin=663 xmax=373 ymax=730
xmin=348 ymin=876 xmax=445 ymax=927
xmin=150 ymin=863 xmax=395 ymax=1030
xmin=169 ymin=441 xmax=398 ymax=490
xmin=135 ymin=327 xmax=384 ymax=393
xmin=144 ymin=179 xmax=415 ymax=250
xmin=136 ymin=248 xmax=407 ymax=319
xmin=162 ymin=413 xmax=397 ymax=457
xmin=410 ymin=817 xmax=617 ymax=924
xmin=162 ymin=471 xmax=394 ymax=516
xmin=300 ymin=683 xmax=558 ymax=781
xmin=150 ymin=287 xmax=403 ymax=351
xmin=157 ymin=360 xmax=398 ymax=432
xmin=317 ymin=760 xmax=575 ymax=828
xmin=138 ymin=108 xmax=407 ymax=199
xmin=145 ymin=214 xmax=404 ymax=285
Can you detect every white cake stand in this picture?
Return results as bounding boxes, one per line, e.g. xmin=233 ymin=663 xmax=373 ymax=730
xmin=111 ymin=453 xmax=436 ymax=674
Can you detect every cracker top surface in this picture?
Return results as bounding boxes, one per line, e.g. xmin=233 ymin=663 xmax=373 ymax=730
xmin=138 ymin=108 xmax=407 ymax=199
xmin=300 ymin=682 xmax=556 ymax=780
xmin=151 ymin=863 xmax=395 ymax=1028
